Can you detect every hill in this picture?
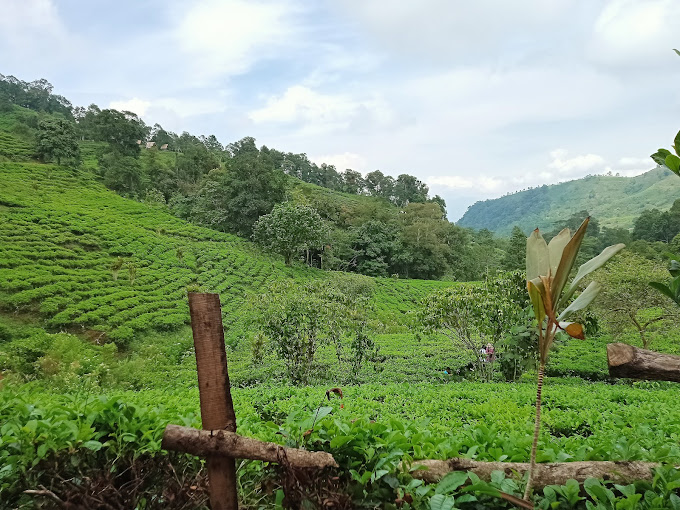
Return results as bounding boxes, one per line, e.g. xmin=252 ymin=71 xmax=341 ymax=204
xmin=458 ymin=167 xmax=680 ymax=235
xmin=0 ymin=162 xmax=451 ymax=347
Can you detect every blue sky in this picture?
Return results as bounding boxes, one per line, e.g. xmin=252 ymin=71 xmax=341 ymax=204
xmin=2 ymin=0 xmax=679 ymax=220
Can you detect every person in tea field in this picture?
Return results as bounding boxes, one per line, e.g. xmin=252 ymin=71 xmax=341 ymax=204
xmin=485 ymin=343 xmax=495 ymax=363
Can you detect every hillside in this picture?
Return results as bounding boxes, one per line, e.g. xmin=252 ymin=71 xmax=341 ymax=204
xmin=458 ymin=167 xmax=680 ymax=235
xmin=0 ymin=162 xmax=451 ymax=347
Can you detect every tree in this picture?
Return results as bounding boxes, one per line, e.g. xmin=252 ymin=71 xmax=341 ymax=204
xmin=523 ymin=218 xmax=624 ymax=500
xmin=99 ymin=152 xmax=143 ymax=194
xmin=595 ymin=251 xmax=677 ymax=348
xmin=419 ymin=271 xmax=528 ymax=381
xmin=633 ymin=208 xmax=675 ymax=243
xmin=393 ymin=174 xmax=428 ymax=207
xmin=349 ymin=220 xmax=399 ymax=277
xmin=502 ymin=226 xmax=526 ymax=271
xmin=192 ymin=138 xmax=287 ymax=237
xmin=341 ymin=169 xmax=365 ymax=195
xmin=252 ymin=203 xmax=328 ymax=266
xmin=257 ymin=278 xmax=376 ymax=384
xmin=396 ymin=202 xmax=453 ymax=279
xmin=93 ymin=109 xmax=148 ymax=156
xmin=36 ymin=118 xmax=80 ymax=166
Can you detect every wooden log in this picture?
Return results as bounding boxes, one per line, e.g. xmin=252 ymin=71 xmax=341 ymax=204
xmin=410 ymin=459 xmax=658 ymax=488
xmin=189 ymin=293 xmax=238 ymax=510
xmin=161 ymin=424 xmax=338 ymax=469
xmin=607 ymin=343 xmax=680 ymax=382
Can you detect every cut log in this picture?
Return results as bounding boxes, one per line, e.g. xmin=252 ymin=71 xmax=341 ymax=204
xmin=162 ymin=424 xmax=338 ymax=469
xmin=607 ymin=343 xmax=680 ymax=382
xmin=410 ymin=459 xmax=658 ymax=488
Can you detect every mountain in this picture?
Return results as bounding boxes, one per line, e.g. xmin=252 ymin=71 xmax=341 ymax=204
xmin=457 ymin=167 xmax=680 ymax=235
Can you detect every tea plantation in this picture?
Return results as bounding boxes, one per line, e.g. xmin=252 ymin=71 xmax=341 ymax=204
xmin=2 ymin=161 xmax=680 ymax=509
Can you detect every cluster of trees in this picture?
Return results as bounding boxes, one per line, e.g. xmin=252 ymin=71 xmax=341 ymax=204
xmin=0 ymin=75 xmax=72 ymax=116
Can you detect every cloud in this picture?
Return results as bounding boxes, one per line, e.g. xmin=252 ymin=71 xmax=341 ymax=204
xmin=428 ymin=175 xmax=505 ymax=193
xmin=175 ymin=0 xmax=297 ymax=83
xmin=248 ymin=85 xmax=394 ymax=134
xmin=109 ymin=98 xmax=151 ymax=116
xmin=0 ymin=0 xmax=75 ymax=69
xmin=589 ymin=0 xmax=680 ymax=66
xmin=335 ymin=0 xmax=571 ymax=63
xmin=310 ymin=152 xmax=368 ymax=172
xmin=548 ymin=148 xmax=607 ymax=174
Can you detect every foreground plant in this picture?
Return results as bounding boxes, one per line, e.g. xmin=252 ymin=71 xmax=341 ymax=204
xmin=523 ymin=218 xmax=624 ymax=500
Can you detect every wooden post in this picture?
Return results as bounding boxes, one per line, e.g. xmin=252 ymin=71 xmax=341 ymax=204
xmin=188 ymin=292 xmax=238 ymax=510
xmin=607 ymin=343 xmax=680 ymax=382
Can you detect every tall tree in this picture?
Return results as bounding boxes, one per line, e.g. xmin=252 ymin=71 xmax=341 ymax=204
xmin=393 ymin=174 xmax=428 ymax=207
xmin=192 ymin=137 xmax=287 ymax=237
xmin=36 ymin=118 xmax=80 ymax=166
xmin=502 ymin=226 xmax=526 ymax=271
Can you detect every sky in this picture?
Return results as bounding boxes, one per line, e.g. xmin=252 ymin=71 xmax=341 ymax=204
xmin=1 ymin=0 xmax=679 ymax=220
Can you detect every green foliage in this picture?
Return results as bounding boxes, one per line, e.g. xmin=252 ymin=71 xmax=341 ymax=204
xmin=459 ymin=168 xmax=680 ymax=235
xmin=253 ymin=202 xmax=328 ymax=265
xmin=502 ymin=226 xmax=526 ymax=271
xmin=419 ymin=271 xmax=528 ymax=380
xmin=36 ymin=117 xmax=80 ymax=166
xmin=594 ymin=251 xmax=676 ymax=348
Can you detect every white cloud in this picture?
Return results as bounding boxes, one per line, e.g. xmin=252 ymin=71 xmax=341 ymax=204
xmin=109 ymin=98 xmax=151 ymax=116
xmin=548 ymin=148 xmax=607 ymax=174
xmin=589 ymin=0 xmax=680 ymax=66
xmin=428 ymin=175 xmax=505 ymax=193
xmin=249 ymin=85 xmax=394 ymax=134
xmin=0 ymin=0 xmax=73 ymax=61
xmin=335 ymin=0 xmax=571 ymax=62
xmin=311 ymin=152 xmax=367 ymax=173
xmin=175 ymin=0 xmax=296 ymax=83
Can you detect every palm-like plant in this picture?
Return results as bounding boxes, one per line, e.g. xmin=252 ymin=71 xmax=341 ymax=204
xmin=523 ymin=218 xmax=624 ymax=500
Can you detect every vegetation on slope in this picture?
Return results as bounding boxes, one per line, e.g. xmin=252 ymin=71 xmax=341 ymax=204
xmin=458 ymin=168 xmax=680 ymax=235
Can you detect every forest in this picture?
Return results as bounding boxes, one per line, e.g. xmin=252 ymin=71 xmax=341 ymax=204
xmin=2 ymin=72 xmax=680 ymax=510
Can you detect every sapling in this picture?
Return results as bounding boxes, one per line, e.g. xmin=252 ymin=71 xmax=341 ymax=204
xmin=523 ymin=218 xmax=624 ymax=500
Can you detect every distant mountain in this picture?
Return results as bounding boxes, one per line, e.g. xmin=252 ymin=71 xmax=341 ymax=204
xmin=457 ymin=167 xmax=680 ymax=236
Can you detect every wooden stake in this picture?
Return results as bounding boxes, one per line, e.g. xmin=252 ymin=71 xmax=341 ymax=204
xmin=188 ymin=292 xmax=238 ymax=510
xmin=607 ymin=343 xmax=680 ymax=382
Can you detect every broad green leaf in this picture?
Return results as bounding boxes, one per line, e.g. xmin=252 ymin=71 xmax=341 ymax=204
xmin=548 ymin=228 xmax=571 ymax=276
xmin=557 ymin=282 xmax=601 ymax=320
xmin=665 ymin=154 xmax=680 ymax=176
xmin=435 ymin=471 xmax=468 ymax=494
xmin=649 ymin=282 xmax=678 ymax=303
xmin=311 ymin=406 xmax=333 ymax=422
xmin=551 ymin=217 xmax=589 ymax=304
xmin=526 ymin=229 xmax=550 ymax=281
xmin=528 ymin=279 xmax=546 ymax=324
xmin=651 ymin=148 xmax=672 ymax=167
xmin=675 ymin=49 xmax=680 ymax=57
xmin=674 ymin=130 xmax=680 ymax=157
xmin=81 ymin=440 xmax=103 ymax=451
xmin=429 ymin=494 xmax=456 ymax=510
xmin=560 ymin=243 xmax=625 ymax=306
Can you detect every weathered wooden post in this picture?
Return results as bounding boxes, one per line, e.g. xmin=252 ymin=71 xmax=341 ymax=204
xmin=163 ymin=293 xmax=338 ymax=509
xmin=188 ymin=292 xmax=238 ymax=510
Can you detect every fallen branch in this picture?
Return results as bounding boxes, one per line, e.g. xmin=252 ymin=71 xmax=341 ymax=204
xmin=23 ymin=487 xmax=67 ymax=508
xmin=410 ymin=459 xmax=658 ymax=488
xmin=607 ymin=343 xmax=680 ymax=382
xmin=161 ymin=424 xmax=338 ymax=469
